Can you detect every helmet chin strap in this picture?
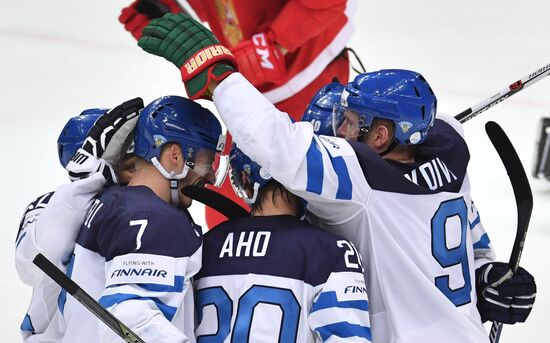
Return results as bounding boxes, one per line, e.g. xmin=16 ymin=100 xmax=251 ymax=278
xmin=151 ymin=157 xmax=190 ymax=207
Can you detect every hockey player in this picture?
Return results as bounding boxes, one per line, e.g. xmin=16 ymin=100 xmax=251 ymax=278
xmin=15 ymin=101 xmax=142 ymax=341
xmin=194 ymin=145 xmax=371 ymax=342
xmin=119 ymin=0 xmax=357 ymax=228
xmin=136 ymin=14 xmax=537 ymax=342
xmin=62 ymin=96 xmax=222 ymax=342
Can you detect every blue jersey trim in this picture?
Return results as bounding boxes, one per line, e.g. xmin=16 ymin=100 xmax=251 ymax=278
xmin=469 ymin=215 xmax=481 ymax=229
xmin=58 ymin=254 xmax=75 ymax=314
xmin=473 ymin=233 xmax=491 ymax=250
xmin=20 ymin=314 xmax=34 ymax=333
xmin=311 ymin=291 xmax=369 ymax=313
xmin=316 ymin=321 xmax=372 ymax=342
xmin=15 ymin=231 xmax=27 ymax=249
xmin=137 ymin=275 xmax=185 ymax=293
xmin=306 ymin=140 xmax=324 ymax=195
xmin=326 ymin=151 xmax=353 ymax=200
xmin=99 ymin=293 xmax=177 ymax=321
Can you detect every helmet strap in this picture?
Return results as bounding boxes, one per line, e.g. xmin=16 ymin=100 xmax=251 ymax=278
xmin=151 ymin=156 xmax=190 ymax=207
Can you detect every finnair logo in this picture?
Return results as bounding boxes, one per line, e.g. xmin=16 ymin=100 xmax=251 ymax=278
xmin=110 ymin=268 xmax=167 ymax=279
xmin=344 ymin=285 xmax=368 ymax=294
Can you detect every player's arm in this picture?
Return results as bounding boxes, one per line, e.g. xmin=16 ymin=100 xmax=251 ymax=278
xmin=138 ymin=14 xmax=369 ymax=223
xmin=309 ymin=239 xmax=371 ymax=342
xmin=97 ymin=211 xmax=201 ymax=342
xmin=468 ymin=201 xmax=496 ymax=269
xmin=14 ymin=175 xmax=107 ymax=286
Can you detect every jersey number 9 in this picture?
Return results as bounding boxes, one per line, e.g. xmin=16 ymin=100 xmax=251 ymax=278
xmin=431 ymin=197 xmax=472 ymax=307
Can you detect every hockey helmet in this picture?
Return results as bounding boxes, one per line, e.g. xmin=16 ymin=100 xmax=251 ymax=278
xmin=302 ymin=81 xmax=344 ymax=136
xmin=334 ymin=69 xmax=437 ymax=144
xmin=229 ymin=144 xmax=271 ymax=205
xmin=57 ymin=108 xmax=108 ymax=168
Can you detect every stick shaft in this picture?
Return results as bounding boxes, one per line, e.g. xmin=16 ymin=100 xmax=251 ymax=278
xmin=456 ymin=63 xmax=550 ymax=123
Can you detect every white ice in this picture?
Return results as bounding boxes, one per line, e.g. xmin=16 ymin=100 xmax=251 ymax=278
xmin=0 ymin=0 xmax=548 ymax=341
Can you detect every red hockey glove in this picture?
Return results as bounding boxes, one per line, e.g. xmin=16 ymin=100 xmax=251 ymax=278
xmin=231 ymin=33 xmax=286 ymax=87
xmin=119 ymin=0 xmax=184 ymax=40
xmin=139 ymin=13 xmax=238 ymax=100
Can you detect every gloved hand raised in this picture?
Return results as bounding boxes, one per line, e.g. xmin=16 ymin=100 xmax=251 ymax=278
xmin=119 ymin=0 xmax=184 ymax=40
xmin=66 ymin=97 xmax=143 ymax=183
xmin=138 ymin=13 xmax=238 ymax=100
xmin=476 ymin=262 xmax=536 ymax=324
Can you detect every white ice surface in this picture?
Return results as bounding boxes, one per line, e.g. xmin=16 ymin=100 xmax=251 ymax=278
xmin=0 ymin=0 xmax=548 ymax=341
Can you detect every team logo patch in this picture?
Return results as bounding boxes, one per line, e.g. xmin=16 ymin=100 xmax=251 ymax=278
xmin=153 ymin=134 xmax=167 ymax=148
xmin=399 ymin=121 xmax=413 ymax=133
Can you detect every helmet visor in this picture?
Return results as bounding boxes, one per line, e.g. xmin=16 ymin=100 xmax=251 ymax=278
xmin=332 ymin=106 xmax=363 ymax=140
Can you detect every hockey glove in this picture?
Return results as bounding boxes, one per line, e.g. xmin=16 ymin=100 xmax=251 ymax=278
xmin=119 ymin=0 xmax=184 ymax=40
xmin=231 ymin=33 xmax=286 ymax=87
xmin=66 ymin=97 xmax=144 ymax=183
xmin=138 ymin=13 xmax=238 ymax=100
xmin=476 ymin=262 xmax=536 ymax=324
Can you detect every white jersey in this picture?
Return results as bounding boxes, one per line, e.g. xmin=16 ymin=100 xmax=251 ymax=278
xmin=14 ymin=173 xmax=107 ymax=341
xmin=212 ymin=74 xmax=496 ymax=343
xmin=62 ymin=185 xmax=202 ymax=343
xmin=195 ymin=215 xmax=371 ymax=342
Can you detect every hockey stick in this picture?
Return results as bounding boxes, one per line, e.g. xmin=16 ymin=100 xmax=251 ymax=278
xmin=33 ymin=254 xmax=145 ymax=343
xmin=456 ymin=63 xmax=550 ymax=124
xmin=485 ymin=121 xmax=534 ymax=343
xmin=182 ymin=185 xmax=250 ymax=219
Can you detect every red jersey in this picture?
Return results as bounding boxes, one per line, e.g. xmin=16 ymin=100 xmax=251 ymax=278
xmin=188 ymin=0 xmax=357 ymax=104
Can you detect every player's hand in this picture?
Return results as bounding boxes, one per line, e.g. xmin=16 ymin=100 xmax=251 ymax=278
xmin=138 ymin=13 xmax=238 ymax=100
xmin=231 ymin=33 xmax=286 ymax=87
xmin=119 ymin=0 xmax=184 ymax=40
xmin=476 ymin=262 xmax=536 ymax=324
xmin=66 ymin=98 xmax=144 ymax=183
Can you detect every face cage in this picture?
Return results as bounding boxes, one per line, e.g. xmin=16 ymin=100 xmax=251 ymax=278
xmin=229 ymin=166 xmax=261 ymax=205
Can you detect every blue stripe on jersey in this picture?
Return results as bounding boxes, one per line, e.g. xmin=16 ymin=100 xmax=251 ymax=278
xmin=311 ymin=291 xmax=369 ymax=313
xmin=15 ymin=231 xmax=27 ymax=249
xmin=20 ymin=314 xmax=34 ymax=333
xmin=473 ymin=233 xmax=491 ymax=250
xmin=99 ymin=293 xmax=177 ymax=321
xmin=470 ymin=214 xmax=481 ymax=229
xmin=325 ymin=151 xmax=353 ymax=200
xmin=316 ymin=321 xmax=372 ymax=342
xmin=58 ymin=254 xmax=75 ymax=314
xmin=306 ymin=140 xmax=324 ymax=195
xmin=137 ymin=275 xmax=185 ymax=293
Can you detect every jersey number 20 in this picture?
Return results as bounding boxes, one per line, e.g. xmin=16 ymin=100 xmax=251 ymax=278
xmin=431 ymin=197 xmax=471 ymax=306
xmin=196 ymin=285 xmax=300 ymax=342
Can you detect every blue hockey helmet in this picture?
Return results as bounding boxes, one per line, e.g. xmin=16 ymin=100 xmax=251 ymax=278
xmin=302 ymin=81 xmax=344 ymax=136
xmin=134 ymin=96 xmax=223 ymax=192
xmin=335 ymin=69 xmax=437 ymax=144
xmin=57 ymin=108 xmax=108 ymax=168
xmin=229 ymin=144 xmax=271 ymax=205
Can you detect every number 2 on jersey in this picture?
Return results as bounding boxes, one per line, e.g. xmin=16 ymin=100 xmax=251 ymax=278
xmin=196 ymin=285 xmax=300 ymax=342
xmin=431 ymin=197 xmax=471 ymax=306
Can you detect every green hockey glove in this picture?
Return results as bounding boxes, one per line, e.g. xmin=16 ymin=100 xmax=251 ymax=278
xmin=138 ymin=13 xmax=237 ymax=99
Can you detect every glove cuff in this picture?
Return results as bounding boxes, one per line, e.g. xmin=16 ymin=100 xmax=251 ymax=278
xmin=180 ymin=45 xmax=237 ymax=99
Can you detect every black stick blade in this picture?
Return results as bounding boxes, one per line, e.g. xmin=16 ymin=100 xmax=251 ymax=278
xmin=182 ymin=185 xmax=250 ymax=219
xmin=485 ymin=121 xmax=533 ymax=271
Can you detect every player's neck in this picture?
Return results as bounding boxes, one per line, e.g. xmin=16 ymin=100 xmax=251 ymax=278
xmin=251 ymin=191 xmax=297 ymax=217
xmin=128 ymin=164 xmax=172 ymax=203
xmin=382 ymin=145 xmax=415 ymax=163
